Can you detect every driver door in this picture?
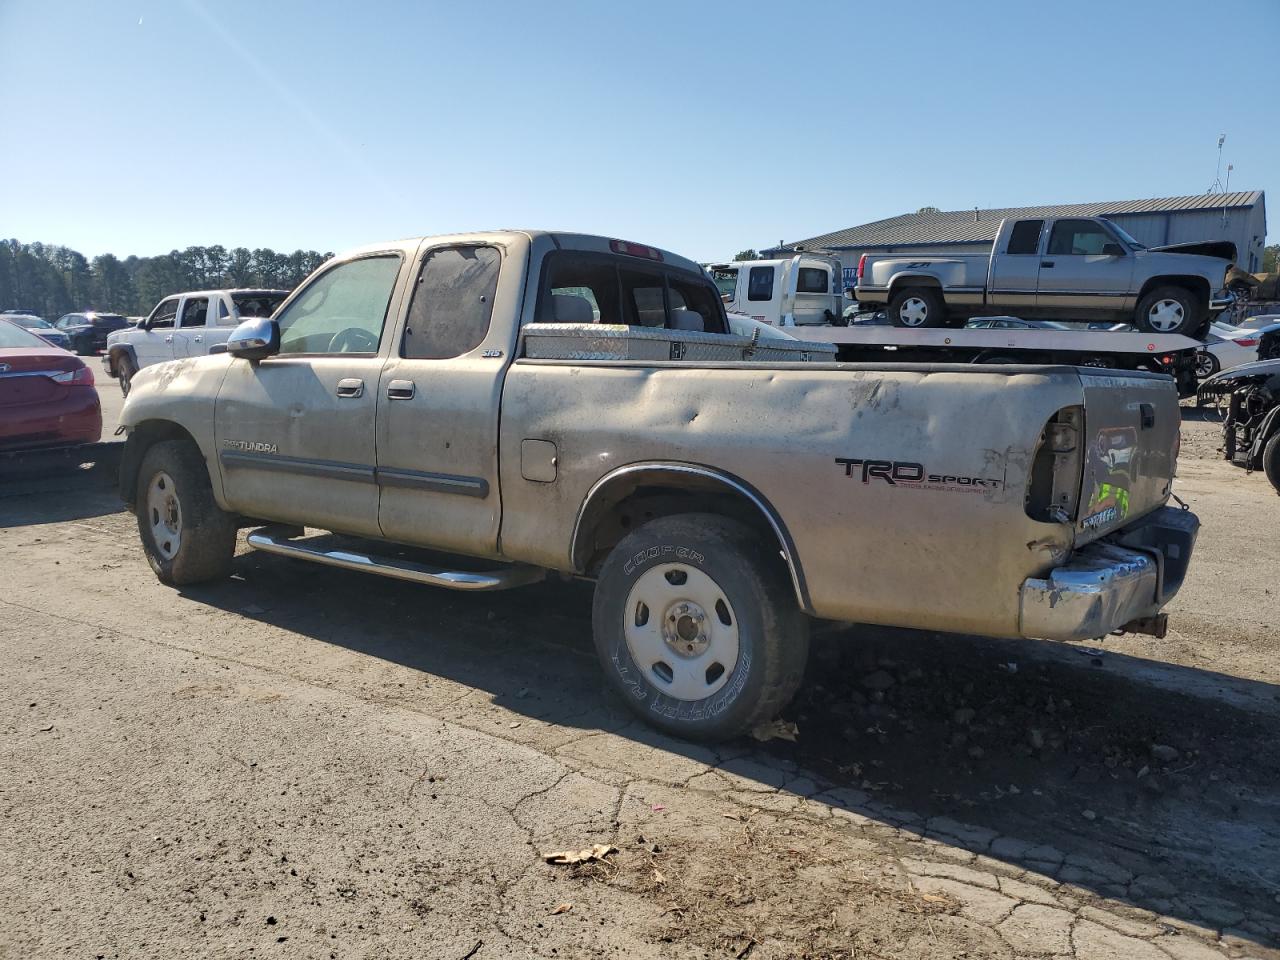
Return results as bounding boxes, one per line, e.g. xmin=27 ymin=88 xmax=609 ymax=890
xmin=135 ymin=297 xmax=181 ymax=367
xmin=214 ymin=249 xmax=411 ymax=537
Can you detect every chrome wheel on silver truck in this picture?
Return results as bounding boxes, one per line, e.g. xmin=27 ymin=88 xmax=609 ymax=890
xmin=888 ymin=287 xmax=947 ymax=328
xmin=592 ymin=513 xmax=809 ymax=742
xmin=1135 ymin=286 xmax=1200 ymax=337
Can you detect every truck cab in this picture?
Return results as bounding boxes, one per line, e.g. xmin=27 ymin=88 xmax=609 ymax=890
xmin=709 ymin=254 xmax=845 ymax=326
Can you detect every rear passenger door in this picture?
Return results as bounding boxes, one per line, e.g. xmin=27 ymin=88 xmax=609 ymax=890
xmin=172 ymin=296 xmax=211 ymax=357
xmin=375 ymin=241 xmax=516 ymax=555
xmin=988 ymin=219 xmax=1044 ymax=311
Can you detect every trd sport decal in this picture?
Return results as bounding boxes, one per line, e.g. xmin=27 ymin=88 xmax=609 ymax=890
xmin=835 ymin=458 xmax=1002 ymax=492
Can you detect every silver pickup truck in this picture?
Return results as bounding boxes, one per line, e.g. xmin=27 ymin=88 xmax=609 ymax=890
xmin=855 ymin=215 xmax=1235 ymax=337
xmin=117 ymin=230 xmax=1199 ymax=741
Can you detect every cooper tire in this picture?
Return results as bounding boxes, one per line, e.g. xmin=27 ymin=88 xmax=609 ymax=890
xmin=1263 ymin=432 xmax=1280 ymax=496
xmin=117 ymin=355 xmax=136 ymax=397
xmin=591 ymin=513 xmax=809 ymax=742
xmin=1135 ymin=286 xmax=1201 ymax=337
xmin=888 ymin=287 xmax=947 ymax=328
xmin=135 ymin=440 xmax=237 ymax=585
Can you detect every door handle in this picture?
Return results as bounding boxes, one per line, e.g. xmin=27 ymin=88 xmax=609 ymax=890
xmin=164 ymin=335 xmax=174 ymax=343
xmin=192 ymin=335 xmax=203 ymax=343
xmin=336 ymin=378 xmax=364 ymax=399
xmin=387 ymin=379 xmax=415 ymax=400
xmin=1040 ymin=261 xmax=1055 ymax=268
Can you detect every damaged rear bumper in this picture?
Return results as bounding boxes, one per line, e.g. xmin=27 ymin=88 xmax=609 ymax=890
xmin=1019 ymin=506 xmax=1199 ymax=642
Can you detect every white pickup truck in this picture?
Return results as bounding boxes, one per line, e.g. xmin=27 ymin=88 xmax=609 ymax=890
xmin=855 ymin=215 xmax=1235 ymax=337
xmin=105 ymin=288 xmax=288 ymax=394
xmin=116 ymin=230 xmax=1199 ymax=741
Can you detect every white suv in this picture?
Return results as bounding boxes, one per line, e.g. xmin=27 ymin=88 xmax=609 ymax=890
xmin=105 ymin=288 xmax=288 ymax=394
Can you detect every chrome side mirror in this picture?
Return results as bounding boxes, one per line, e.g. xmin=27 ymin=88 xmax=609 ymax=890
xmin=226 ymin=317 xmax=280 ymax=361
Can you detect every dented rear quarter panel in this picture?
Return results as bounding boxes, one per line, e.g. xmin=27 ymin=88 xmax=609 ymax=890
xmin=498 ymin=361 xmax=1085 ymax=638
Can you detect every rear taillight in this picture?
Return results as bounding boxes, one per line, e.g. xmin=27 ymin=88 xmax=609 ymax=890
xmin=856 ymin=254 xmax=867 ymax=282
xmin=1235 ymin=337 xmax=1259 ymax=347
xmin=51 ymin=365 xmax=94 ymax=385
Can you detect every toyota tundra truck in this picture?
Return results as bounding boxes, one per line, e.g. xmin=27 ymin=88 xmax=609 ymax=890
xmin=855 ymin=215 xmax=1235 ymax=336
xmin=116 ymin=230 xmax=1199 ymax=741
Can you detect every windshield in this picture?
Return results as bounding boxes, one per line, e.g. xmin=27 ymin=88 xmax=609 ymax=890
xmin=710 ymin=268 xmax=737 ymax=299
xmin=0 ymin=318 xmax=49 ymax=347
xmin=1102 ymin=219 xmax=1146 ymax=250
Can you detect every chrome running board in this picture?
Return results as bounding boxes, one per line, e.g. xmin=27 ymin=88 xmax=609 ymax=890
xmin=245 ymin=526 xmax=545 ymax=592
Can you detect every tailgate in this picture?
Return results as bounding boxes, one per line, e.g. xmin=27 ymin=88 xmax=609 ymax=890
xmin=1075 ymin=370 xmax=1180 ymax=543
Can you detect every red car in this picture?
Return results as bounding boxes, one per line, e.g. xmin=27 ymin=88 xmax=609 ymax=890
xmin=0 ymin=318 xmax=102 ymax=454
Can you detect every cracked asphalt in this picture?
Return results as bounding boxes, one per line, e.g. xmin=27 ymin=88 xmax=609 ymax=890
xmin=1 ymin=411 xmax=1277 ymax=959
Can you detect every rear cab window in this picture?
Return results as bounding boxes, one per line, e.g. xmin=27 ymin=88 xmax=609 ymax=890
xmin=535 ymin=250 xmax=727 ymax=335
xmin=1006 ymin=220 xmax=1044 ymax=255
xmin=796 ymin=267 xmax=829 ymax=294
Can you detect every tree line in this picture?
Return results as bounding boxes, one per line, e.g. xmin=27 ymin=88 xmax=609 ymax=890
xmin=0 ymin=239 xmax=332 ymax=319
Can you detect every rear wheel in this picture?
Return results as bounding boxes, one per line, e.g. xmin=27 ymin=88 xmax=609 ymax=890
xmin=1263 ymin=433 xmax=1280 ymax=496
xmin=1135 ymin=286 xmax=1202 ymax=337
xmin=135 ymin=440 xmax=237 ymax=585
xmin=1194 ymin=351 xmax=1220 ymax=379
xmin=888 ymin=287 xmax=947 ymax=328
xmin=592 ymin=513 xmax=809 ymax=742
xmin=117 ymin=354 xmax=136 ymax=396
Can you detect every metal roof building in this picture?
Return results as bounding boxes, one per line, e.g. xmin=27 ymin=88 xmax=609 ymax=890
xmin=768 ymin=190 xmax=1268 ymax=277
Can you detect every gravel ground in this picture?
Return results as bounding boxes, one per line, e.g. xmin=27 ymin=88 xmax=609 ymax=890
xmin=0 ymin=408 xmax=1277 ymax=959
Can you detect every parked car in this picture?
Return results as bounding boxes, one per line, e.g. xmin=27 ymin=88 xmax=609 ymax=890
xmin=54 ymin=311 xmax=131 ymax=355
xmin=1195 ymin=321 xmax=1261 ymax=379
xmin=709 ymin=254 xmax=846 ymax=326
xmin=855 ymin=215 xmax=1235 ymax=336
xmin=3 ymin=313 xmax=72 ymax=351
xmin=1199 ymin=358 xmax=1280 ymax=493
xmin=116 ymin=229 xmax=1198 ymax=741
xmin=965 ymin=318 xmax=1074 ymax=330
xmin=105 ymin=288 xmax=289 ymax=395
xmin=0 ymin=318 xmax=102 ymax=454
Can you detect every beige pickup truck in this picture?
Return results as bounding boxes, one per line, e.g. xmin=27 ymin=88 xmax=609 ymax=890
xmin=117 ymin=231 xmax=1200 ymax=741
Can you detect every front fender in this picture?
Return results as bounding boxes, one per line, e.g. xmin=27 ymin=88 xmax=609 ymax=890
xmin=119 ymin=356 xmax=234 ymax=508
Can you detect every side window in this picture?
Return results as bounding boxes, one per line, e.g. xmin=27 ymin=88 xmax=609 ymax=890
xmin=1048 ymin=220 xmax=1113 ymax=256
xmin=179 ymin=297 xmax=209 ymax=328
xmin=402 ymin=245 xmax=501 ymax=360
xmin=667 ymin=275 xmax=725 ymax=334
xmin=1006 ymin=219 xmax=1044 ymax=255
xmin=217 ymin=299 xmax=231 ymax=324
xmin=148 ymin=298 xmax=180 ymax=329
xmin=747 ymin=266 xmax=774 ymax=301
xmin=274 ymin=255 xmax=401 ymax=355
xmin=796 ymin=267 xmax=829 ymax=294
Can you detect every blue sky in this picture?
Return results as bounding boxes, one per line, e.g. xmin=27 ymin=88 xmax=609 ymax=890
xmin=1 ymin=0 xmax=1275 ymax=262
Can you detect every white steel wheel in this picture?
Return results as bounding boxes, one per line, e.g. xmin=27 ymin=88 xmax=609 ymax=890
xmin=146 ymin=471 xmax=182 ymax=560
xmin=623 ymin=563 xmax=741 ymax=701
xmin=1148 ymin=298 xmax=1185 ymax=333
xmin=898 ymin=296 xmax=930 ymax=326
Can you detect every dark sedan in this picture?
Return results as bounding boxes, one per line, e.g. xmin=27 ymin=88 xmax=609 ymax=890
xmin=54 ymin=311 xmax=131 ymax=355
xmin=0 ymin=319 xmax=102 ymax=454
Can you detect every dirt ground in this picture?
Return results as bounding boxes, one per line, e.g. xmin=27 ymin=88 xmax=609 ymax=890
xmin=1 ymin=403 xmax=1277 ymax=959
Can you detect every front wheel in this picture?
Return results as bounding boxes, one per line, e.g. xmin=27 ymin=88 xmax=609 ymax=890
xmin=117 ymin=354 xmax=136 ymax=397
xmin=592 ymin=513 xmax=809 ymax=742
xmin=135 ymin=440 xmax=238 ymax=585
xmin=888 ymin=287 xmax=947 ymax=328
xmin=1135 ymin=286 xmax=1202 ymax=337
xmin=1263 ymin=433 xmax=1280 ymax=496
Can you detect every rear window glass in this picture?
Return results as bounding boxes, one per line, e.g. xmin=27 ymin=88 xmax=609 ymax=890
xmin=93 ymin=314 xmax=128 ymax=329
xmin=796 ymin=267 xmax=828 ymax=293
xmin=1007 ymin=219 xmax=1044 ymax=255
xmin=747 ymin=266 xmax=774 ymax=301
xmin=0 ymin=319 xmax=46 ymax=348
xmin=232 ymin=293 xmax=287 ymax=318
xmin=402 ymin=245 xmax=501 ymax=359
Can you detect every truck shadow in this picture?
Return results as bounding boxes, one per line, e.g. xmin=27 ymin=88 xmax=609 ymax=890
xmin=0 ymin=447 xmax=123 ymax=527
xmin=181 ymin=548 xmax=1280 ymax=950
